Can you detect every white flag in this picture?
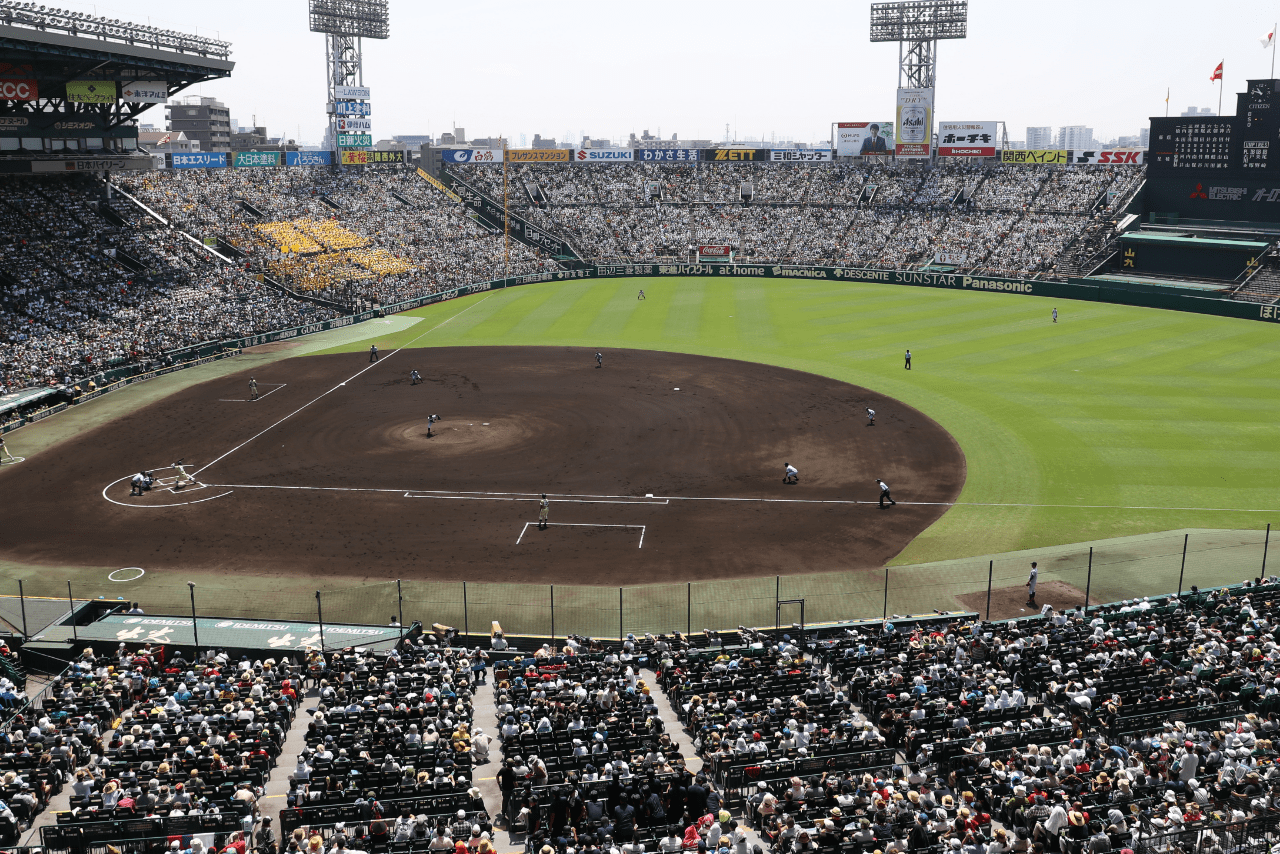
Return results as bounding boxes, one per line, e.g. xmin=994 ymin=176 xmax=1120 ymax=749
xmin=1262 ymin=30 xmax=1274 ymax=48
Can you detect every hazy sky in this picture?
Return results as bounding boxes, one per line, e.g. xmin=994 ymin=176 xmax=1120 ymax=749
xmin=52 ymin=0 xmax=1280 ymax=146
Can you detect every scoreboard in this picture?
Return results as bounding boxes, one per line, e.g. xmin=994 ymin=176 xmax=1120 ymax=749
xmin=1148 ymin=79 xmax=1278 ymax=177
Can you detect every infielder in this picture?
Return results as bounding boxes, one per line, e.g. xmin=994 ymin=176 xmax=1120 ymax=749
xmin=876 ymin=478 xmax=896 ymax=508
xmin=173 ymin=462 xmax=196 ymax=489
xmin=867 ymin=407 xmax=876 ymax=426
xmin=538 ymin=494 xmax=550 ymax=529
xmin=0 ymin=435 xmax=14 ymax=464
xmin=249 ymin=377 xmax=259 ymax=400
xmin=369 ymin=344 xmax=379 ymax=363
xmin=595 ymin=352 xmax=603 ymax=368
xmin=410 ymin=370 xmax=422 ymax=386
xmin=783 ymin=463 xmax=799 ymax=484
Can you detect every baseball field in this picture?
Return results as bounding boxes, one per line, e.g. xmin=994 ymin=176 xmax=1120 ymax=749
xmin=1 ymin=276 xmax=1277 ymax=634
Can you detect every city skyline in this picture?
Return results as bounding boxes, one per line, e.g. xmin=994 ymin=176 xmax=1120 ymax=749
xmin=39 ymin=0 xmax=1280 ymax=148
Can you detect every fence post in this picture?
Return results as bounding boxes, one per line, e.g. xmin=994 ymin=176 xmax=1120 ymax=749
xmin=1178 ymin=533 xmax=1189 ymax=599
xmin=687 ymin=582 xmax=691 ymax=636
xmin=775 ymin=576 xmax=780 ymax=626
xmin=882 ymin=568 xmax=889 ymax=621
xmin=550 ymin=586 xmax=555 ymax=647
xmin=315 ymin=591 xmax=326 ymax=652
xmin=986 ymin=561 xmax=993 ymax=621
xmin=18 ymin=580 xmax=27 ymax=640
xmin=1083 ymin=547 xmax=1093 ymax=616
xmin=618 ymin=587 xmax=623 ymax=642
xmin=396 ymin=580 xmax=404 ymax=644
xmin=187 ymin=582 xmax=200 ymax=660
xmin=462 ymin=582 xmax=468 ymax=637
xmin=1264 ymin=524 xmax=1272 ymax=576
xmin=68 ymin=581 xmax=77 ymax=642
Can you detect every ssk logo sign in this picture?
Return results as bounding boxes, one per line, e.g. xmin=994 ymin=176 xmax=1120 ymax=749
xmin=0 ymin=79 xmax=38 ymax=100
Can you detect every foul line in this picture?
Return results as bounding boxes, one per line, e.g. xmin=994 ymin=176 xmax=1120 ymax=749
xmin=517 ymin=522 xmax=646 ymax=548
xmin=193 ymin=295 xmax=492 ymax=477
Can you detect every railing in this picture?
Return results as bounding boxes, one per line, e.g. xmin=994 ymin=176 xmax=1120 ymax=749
xmin=0 ymin=0 xmax=232 ymax=59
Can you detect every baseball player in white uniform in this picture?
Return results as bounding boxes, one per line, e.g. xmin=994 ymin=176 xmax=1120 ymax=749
xmin=249 ymin=377 xmax=259 ymax=400
xmin=173 ymin=462 xmax=196 ymax=489
xmin=867 ymin=408 xmax=876 ymax=426
xmin=538 ymin=494 xmax=550 ymax=528
xmin=0 ymin=435 xmax=14 ymax=464
xmin=783 ymin=463 xmax=799 ymax=484
xmin=426 ymin=414 xmax=439 ymax=437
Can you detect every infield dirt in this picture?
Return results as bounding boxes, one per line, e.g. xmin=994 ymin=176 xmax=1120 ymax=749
xmin=0 ymin=347 xmax=965 ymax=584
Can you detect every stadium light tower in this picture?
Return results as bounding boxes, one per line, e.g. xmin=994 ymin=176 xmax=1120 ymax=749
xmin=309 ymin=0 xmax=390 ymax=155
xmin=869 ymin=0 xmax=967 ymax=89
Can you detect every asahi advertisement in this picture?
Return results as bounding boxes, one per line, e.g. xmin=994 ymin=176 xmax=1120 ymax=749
xmin=895 ymin=88 xmax=934 ymax=159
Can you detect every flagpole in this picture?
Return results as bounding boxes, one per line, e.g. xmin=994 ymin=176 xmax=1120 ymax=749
xmin=1219 ymin=60 xmax=1225 ymax=117
xmin=1165 ymin=87 xmax=1170 ymax=118
xmin=1273 ymin=24 xmax=1277 ymax=78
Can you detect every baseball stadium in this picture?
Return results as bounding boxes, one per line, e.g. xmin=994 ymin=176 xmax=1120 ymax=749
xmin=1 ymin=2 xmax=1279 ymax=854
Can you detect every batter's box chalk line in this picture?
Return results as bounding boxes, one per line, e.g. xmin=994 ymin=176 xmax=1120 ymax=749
xmin=0 ymin=456 xmax=26 ymax=465
xmin=516 ymin=522 xmax=646 ymax=548
xmin=102 ymin=464 xmax=234 ymax=509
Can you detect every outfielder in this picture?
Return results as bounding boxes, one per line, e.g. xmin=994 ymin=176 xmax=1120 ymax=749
xmin=410 ymin=370 xmax=422 ymax=386
xmin=249 ymin=377 xmax=259 ymax=400
xmin=783 ymin=463 xmax=799 ymax=484
xmin=173 ymin=461 xmax=197 ymax=489
xmin=637 ymin=289 xmax=646 ymax=300
xmin=538 ymin=494 xmax=550 ymax=529
xmin=0 ymin=435 xmax=14 ymax=464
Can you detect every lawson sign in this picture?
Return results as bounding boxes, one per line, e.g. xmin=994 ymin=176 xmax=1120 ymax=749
xmin=575 ymin=149 xmax=634 ymax=162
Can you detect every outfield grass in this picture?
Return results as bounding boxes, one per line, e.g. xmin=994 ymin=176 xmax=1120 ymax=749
xmin=314 ymin=277 xmax=1280 ymax=565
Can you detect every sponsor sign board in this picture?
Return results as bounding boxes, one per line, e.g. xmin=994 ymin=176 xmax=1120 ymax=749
xmin=30 ymin=157 xmax=152 ymax=173
xmin=336 ymin=117 xmax=371 ymax=132
xmin=1001 ymin=149 xmax=1068 ymax=165
xmin=173 ymin=152 xmax=227 ymax=169
xmin=418 ymin=167 xmax=463 ymax=203
xmin=835 ymin=122 xmax=893 ymax=156
xmin=67 ymin=80 xmax=117 ymax=104
xmin=506 ymin=149 xmax=571 ymax=162
xmin=771 ymin=149 xmax=833 ymax=162
xmin=576 ymin=149 xmax=635 ymax=162
xmin=638 ymin=148 xmax=701 ymax=162
xmin=935 ymin=251 xmax=968 ymax=265
xmin=233 ymin=151 xmax=280 ymax=168
xmin=121 ymin=81 xmax=167 ymax=103
xmin=335 ymin=101 xmax=372 ymax=116
xmin=366 ymin=150 xmax=405 ymax=164
xmin=938 ymin=121 xmax=997 ymax=157
xmin=337 ymin=133 xmax=373 ymax=147
xmin=698 ymin=245 xmax=732 ymax=257
xmin=440 ymin=148 xmax=503 ymax=164
xmin=702 ymin=148 xmax=771 ymax=161
xmin=334 ymin=85 xmax=371 ymax=100
xmin=1069 ymin=149 xmax=1145 ymax=165
xmin=895 ymin=88 xmax=934 ymax=158
xmin=341 ymin=150 xmax=369 ymax=165
xmin=0 ymin=79 xmax=38 ymax=101
xmin=286 ymin=151 xmax=333 ymax=166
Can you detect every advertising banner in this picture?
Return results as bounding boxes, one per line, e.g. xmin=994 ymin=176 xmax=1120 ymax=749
xmin=440 ymin=149 xmax=503 ymax=164
xmin=638 ymin=148 xmax=701 ymax=162
xmin=30 ymin=157 xmax=152 ymax=173
xmin=286 ymin=151 xmax=333 ymax=166
xmin=698 ymin=245 xmax=732 ymax=257
xmin=336 ymin=118 xmax=372 ymax=132
xmin=506 ymin=149 xmax=571 ymax=162
xmin=121 ymin=81 xmax=167 ymax=103
xmin=938 ymin=121 xmax=997 ymax=157
xmin=771 ymin=149 xmax=833 ymax=162
xmin=337 ymin=133 xmax=373 ymax=147
xmin=366 ymin=150 xmax=405 ymax=164
xmin=233 ymin=151 xmax=280 ymax=168
xmin=341 ymin=151 xmax=369 ymax=165
xmin=1068 ymin=150 xmax=1145 ymax=165
xmin=702 ymin=148 xmax=771 ymax=161
xmin=335 ymin=101 xmax=372 ymax=116
xmin=173 ymin=152 xmax=227 ymax=169
xmin=1000 ymin=149 xmax=1068 ymax=165
xmin=0 ymin=79 xmax=38 ymax=101
xmin=835 ymin=122 xmax=893 ymax=156
xmin=575 ymin=149 xmax=635 ymax=162
xmin=334 ymin=85 xmax=371 ymax=100
xmin=67 ymin=80 xmax=117 ymax=104
xmin=895 ymin=88 xmax=934 ymax=158
xmin=417 ymin=167 xmax=463 ymax=203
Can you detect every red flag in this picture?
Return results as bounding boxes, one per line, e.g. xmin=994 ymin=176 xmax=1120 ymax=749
xmin=1210 ymin=61 xmax=1224 ymax=82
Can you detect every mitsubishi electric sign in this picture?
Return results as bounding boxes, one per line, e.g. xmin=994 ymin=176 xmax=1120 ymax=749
xmin=575 ymin=149 xmax=635 ymax=162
